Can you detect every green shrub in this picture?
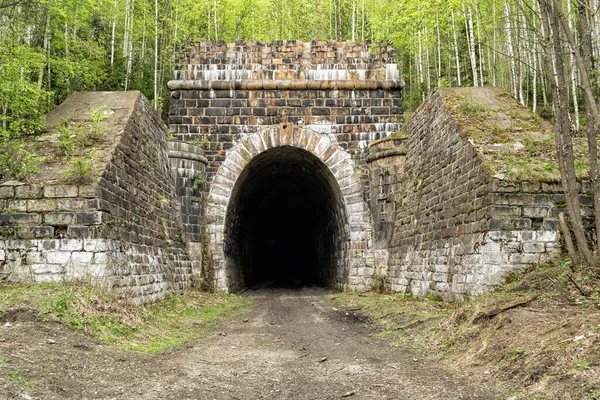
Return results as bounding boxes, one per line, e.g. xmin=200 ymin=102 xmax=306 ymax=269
xmin=0 ymin=140 xmax=40 ymax=180
xmin=63 ymin=157 xmax=94 ymax=184
xmin=57 ymin=125 xmax=77 ymax=156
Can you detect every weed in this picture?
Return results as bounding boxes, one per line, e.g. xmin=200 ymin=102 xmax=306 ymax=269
xmin=57 ymin=124 xmax=77 ymax=156
xmin=87 ymin=106 xmax=108 ymax=142
xmin=575 ymin=360 xmax=592 ymax=370
xmin=191 ymin=171 xmax=206 ymax=191
xmin=63 ymin=157 xmax=94 ymax=185
xmin=507 ymin=347 xmax=526 ymax=359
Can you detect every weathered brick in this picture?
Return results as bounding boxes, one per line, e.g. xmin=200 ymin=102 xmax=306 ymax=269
xmin=44 ymin=212 xmax=75 ymax=226
xmin=15 ymin=185 xmax=43 ymax=199
xmin=75 ymin=212 xmax=102 ymax=225
xmin=0 ymin=186 xmax=14 ymax=198
xmin=44 ymin=185 xmax=78 ymax=198
xmin=27 ymin=199 xmax=57 ymax=212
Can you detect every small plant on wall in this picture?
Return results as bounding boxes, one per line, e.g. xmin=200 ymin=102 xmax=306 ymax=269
xmin=192 ymin=171 xmax=206 ymax=192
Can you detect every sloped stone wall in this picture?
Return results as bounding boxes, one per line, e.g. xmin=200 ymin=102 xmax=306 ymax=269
xmin=377 ymin=89 xmax=566 ymax=301
xmin=0 ymin=92 xmax=195 ymax=304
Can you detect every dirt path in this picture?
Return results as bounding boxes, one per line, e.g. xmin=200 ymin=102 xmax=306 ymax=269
xmin=1 ymin=288 xmax=503 ymax=400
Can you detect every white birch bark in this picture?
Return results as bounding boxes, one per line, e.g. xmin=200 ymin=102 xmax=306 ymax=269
xmin=467 ymin=6 xmax=479 ymax=86
xmin=505 ymin=2 xmax=519 ymax=100
xmin=110 ymin=0 xmax=117 ymax=66
xmin=37 ymin=6 xmax=51 ymax=92
xmin=436 ymin=9 xmax=441 ymax=87
xmin=567 ymin=0 xmax=579 ymax=131
xmin=214 ymin=0 xmax=218 ymax=40
xmin=451 ymin=9 xmax=461 ymax=86
xmin=154 ymin=0 xmax=158 ymax=110
xmin=351 ymin=0 xmax=355 ymax=41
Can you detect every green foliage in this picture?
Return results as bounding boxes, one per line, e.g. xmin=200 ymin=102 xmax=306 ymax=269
xmin=86 ymin=106 xmax=108 ymax=143
xmin=63 ymin=157 xmax=95 ymax=185
xmin=57 ymin=124 xmax=77 ymax=156
xmin=0 ymin=140 xmax=41 ymax=181
xmin=191 ymin=171 xmax=206 ymax=191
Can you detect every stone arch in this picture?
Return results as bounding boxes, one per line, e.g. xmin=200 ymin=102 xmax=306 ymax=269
xmin=204 ymin=123 xmax=373 ymax=292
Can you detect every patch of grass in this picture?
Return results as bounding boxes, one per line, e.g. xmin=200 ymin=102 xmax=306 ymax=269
xmin=456 ymin=101 xmax=488 ymax=120
xmin=7 ymin=371 xmax=37 ymax=389
xmin=0 ymin=282 xmax=252 ymax=354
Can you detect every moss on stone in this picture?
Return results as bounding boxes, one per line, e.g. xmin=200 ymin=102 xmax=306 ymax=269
xmin=436 ymin=87 xmax=590 ymax=183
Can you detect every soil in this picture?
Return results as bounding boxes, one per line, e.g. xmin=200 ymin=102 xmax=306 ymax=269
xmin=0 ymin=288 xmax=504 ymax=400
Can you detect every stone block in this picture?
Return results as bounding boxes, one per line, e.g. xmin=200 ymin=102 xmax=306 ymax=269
xmin=78 ymin=185 xmax=97 ymax=198
xmin=92 ymin=252 xmax=109 ymax=264
xmin=19 ymin=226 xmax=55 ymax=239
xmin=523 ymin=242 xmax=546 ymax=253
xmin=26 ymin=252 xmax=46 ymax=264
xmin=0 ymin=186 xmax=14 ymax=198
xmin=7 ymin=200 xmax=27 ymax=212
xmin=72 ymin=252 xmax=93 ymax=263
xmin=27 ymin=199 xmax=58 ymax=212
xmin=44 ymin=212 xmax=75 ymax=226
xmin=31 ymin=264 xmax=64 ymax=275
xmin=44 ymin=185 xmax=78 ymax=198
xmin=47 ymin=251 xmax=72 ymax=264
xmin=60 ymin=238 xmax=84 ymax=251
xmin=15 ymin=185 xmax=42 ymax=199
xmin=522 ymin=206 xmax=552 ymax=218
xmin=76 ymin=212 xmax=102 ymax=225
xmin=490 ymin=205 xmax=522 ymax=218
xmin=84 ymin=239 xmax=112 ymax=252
xmin=489 ymin=218 xmax=532 ymax=230
xmin=4 ymin=213 xmax=42 ymax=225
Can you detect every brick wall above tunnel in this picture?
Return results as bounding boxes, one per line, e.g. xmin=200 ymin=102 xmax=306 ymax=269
xmin=168 ymin=40 xmax=403 ymax=181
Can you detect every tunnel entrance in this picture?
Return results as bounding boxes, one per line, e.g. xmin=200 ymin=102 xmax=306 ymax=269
xmin=224 ymin=146 xmax=349 ymax=289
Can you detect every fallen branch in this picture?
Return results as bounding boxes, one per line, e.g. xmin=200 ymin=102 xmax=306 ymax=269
xmin=9 ymin=353 xmax=34 ymax=364
xmin=474 ymin=294 xmax=540 ymax=323
xmin=567 ymin=274 xmax=592 ymax=296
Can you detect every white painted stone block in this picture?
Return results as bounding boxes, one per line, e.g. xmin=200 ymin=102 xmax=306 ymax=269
xmin=47 ymin=251 xmax=71 ymax=264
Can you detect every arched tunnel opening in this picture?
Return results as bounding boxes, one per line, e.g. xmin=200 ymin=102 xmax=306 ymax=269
xmin=224 ymin=146 xmax=349 ymax=289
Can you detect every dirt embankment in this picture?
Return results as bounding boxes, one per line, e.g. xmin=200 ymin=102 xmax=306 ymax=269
xmin=329 ymin=262 xmax=600 ymax=400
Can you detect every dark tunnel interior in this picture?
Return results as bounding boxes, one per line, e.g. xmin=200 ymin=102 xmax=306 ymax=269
xmin=224 ymin=146 xmax=347 ymax=289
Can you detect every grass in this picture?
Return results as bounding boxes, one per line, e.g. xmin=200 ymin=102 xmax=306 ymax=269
xmin=0 ymin=281 xmax=252 ymax=354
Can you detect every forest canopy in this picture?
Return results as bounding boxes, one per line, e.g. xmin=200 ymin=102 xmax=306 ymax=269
xmin=2 ymin=0 xmax=598 ymax=135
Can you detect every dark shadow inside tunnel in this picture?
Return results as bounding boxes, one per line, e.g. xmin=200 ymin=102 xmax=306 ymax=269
xmin=224 ymin=146 xmax=349 ymax=290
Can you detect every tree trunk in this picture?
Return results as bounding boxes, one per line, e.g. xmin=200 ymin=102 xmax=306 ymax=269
xmin=37 ymin=5 xmax=51 ymax=92
xmin=505 ymin=3 xmax=518 ymax=99
xmin=110 ymin=0 xmax=117 ymax=67
xmin=154 ymin=0 xmax=158 ymax=110
xmin=451 ymin=9 xmax=461 ymax=86
xmin=567 ymin=0 xmax=580 ymax=132
xmin=538 ymin=0 xmax=595 ymax=267
xmin=214 ymin=0 xmax=218 ymax=40
xmin=466 ymin=6 xmax=478 ymax=86
xmin=436 ymin=9 xmax=441 ymax=87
